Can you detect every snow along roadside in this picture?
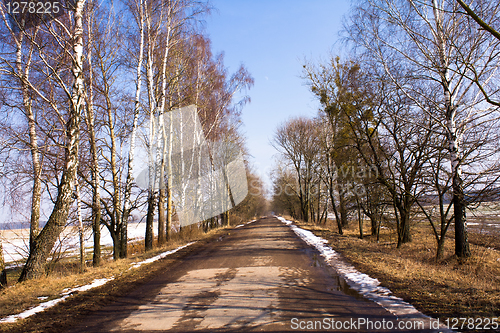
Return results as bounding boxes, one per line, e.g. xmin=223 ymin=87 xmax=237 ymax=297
xmin=235 ymin=219 xmax=257 ymax=228
xmin=276 ymin=216 xmax=453 ymax=332
xmin=0 ymin=241 xmax=196 ymax=324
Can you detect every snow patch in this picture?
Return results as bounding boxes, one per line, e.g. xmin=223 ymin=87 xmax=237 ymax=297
xmin=130 ymin=242 xmax=195 ymax=269
xmin=0 ymin=278 xmax=112 ymax=324
xmin=234 ymin=219 xmax=257 ymax=229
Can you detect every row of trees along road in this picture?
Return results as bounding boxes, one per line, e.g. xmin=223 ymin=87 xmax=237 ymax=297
xmin=0 ymin=0 xmax=266 ymax=285
xmin=272 ymin=0 xmax=500 ymax=260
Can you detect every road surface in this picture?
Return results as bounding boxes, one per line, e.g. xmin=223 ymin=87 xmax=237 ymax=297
xmin=69 ymin=217 xmax=430 ymax=332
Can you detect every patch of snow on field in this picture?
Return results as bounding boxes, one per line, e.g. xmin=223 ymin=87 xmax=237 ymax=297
xmin=275 ymin=216 xmax=429 ymax=319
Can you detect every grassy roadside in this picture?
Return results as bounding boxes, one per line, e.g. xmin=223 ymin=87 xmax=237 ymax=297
xmin=288 ymin=216 xmax=500 ymax=329
xmin=0 ymin=223 xmax=235 ymax=333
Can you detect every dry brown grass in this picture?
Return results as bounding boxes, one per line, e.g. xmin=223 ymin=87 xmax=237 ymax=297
xmin=288 ymin=216 xmax=500 ymax=326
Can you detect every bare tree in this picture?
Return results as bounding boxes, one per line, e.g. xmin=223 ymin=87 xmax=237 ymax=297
xmin=18 ymin=0 xmax=87 ymax=281
xmin=272 ymin=117 xmax=320 ymax=222
xmin=121 ymin=0 xmax=146 ymax=255
xmin=141 ymin=0 xmax=207 ymax=250
xmin=84 ymin=0 xmax=102 ymax=266
xmin=0 ymin=5 xmax=42 ymax=254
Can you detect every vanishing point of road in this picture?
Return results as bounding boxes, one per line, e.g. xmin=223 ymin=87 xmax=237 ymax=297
xmin=69 ymin=216 xmax=431 ymax=332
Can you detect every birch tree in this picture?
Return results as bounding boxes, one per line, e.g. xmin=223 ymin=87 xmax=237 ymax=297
xmin=19 ymin=0 xmax=87 ymax=281
xmin=84 ymin=0 xmax=102 ymax=266
xmin=0 ymin=5 xmax=42 ymax=254
xmin=142 ymin=0 xmax=187 ymax=249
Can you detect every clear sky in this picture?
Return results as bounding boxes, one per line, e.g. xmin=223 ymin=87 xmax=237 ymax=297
xmin=205 ymin=0 xmax=351 ymax=191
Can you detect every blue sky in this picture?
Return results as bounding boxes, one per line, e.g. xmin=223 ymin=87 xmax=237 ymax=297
xmin=205 ymin=0 xmax=351 ymax=190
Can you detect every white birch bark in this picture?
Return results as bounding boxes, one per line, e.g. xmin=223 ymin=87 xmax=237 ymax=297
xmin=432 ymin=0 xmax=470 ymax=257
xmin=19 ymin=0 xmax=87 ymax=281
xmin=16 ymin=32 xmax=43 ymax=253
xmin=0 ymin=6 xmax=44 ymax=254
xmin=156 ymin=8 xmax=172 ymax=244
xmin=144 ymin=0 xmax=158 ymax=249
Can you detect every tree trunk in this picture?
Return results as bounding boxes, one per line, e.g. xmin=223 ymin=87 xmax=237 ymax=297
xmin=357 ymin=199 xmax=363 ymax=239
xmin=436 ymin=237 xmax=445 ymax=261
xmin=18 ymin=0 xmax=86 ymax=282
xmin=320 ymin=195 xmax=328 ymax=225
xmin=158 ymin=188 xmax=166 ymax=245
xmin=119 ymin=215 xmax=128 ymax=259
xmin=398 ymin=209 xmax=411 ymax=246
xmin=105 ymin=80 xmax=122 ymax=259
xmin=0 ymin=241 xmax=6 ymax=288
xmin=15 ymin=31 xmax=42 ymax=253
xmin=453 ymin=174 xmax=470 ymax=258
xmin=326 ymin=149 xmax=342 ymax=234
xmin=166 ymin=186 xmax=172 ymax=241
xmin=92 ymin=196 xmax=101 ymax=267
xmin=120 ymin=0 xmax=145 ymax=257
xmin=339 ymin=192 xmax=348 ymax=228
xmin=316 ymin=185 xmax=322 ymax=224
xmin=111 ymin=229 xmax=120 ymax=260
xmin=370 ymin=214 xmax=378 ymax=236
xmin=145 ymin=190 xmax=155 ymax=250
xmin=89 ymin=110 xmax=101 ymax=266
xmin=329 ymin=188 xmax=343 ymax=235
xmin=75 ymin=178 xmax=85 ymax=273
xmin=85 ymin=10 xmax=102 ymax=266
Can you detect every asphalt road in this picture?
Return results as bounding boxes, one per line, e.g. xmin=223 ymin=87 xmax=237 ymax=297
xmin=69 ymin=217 xmax=431 ymax=332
